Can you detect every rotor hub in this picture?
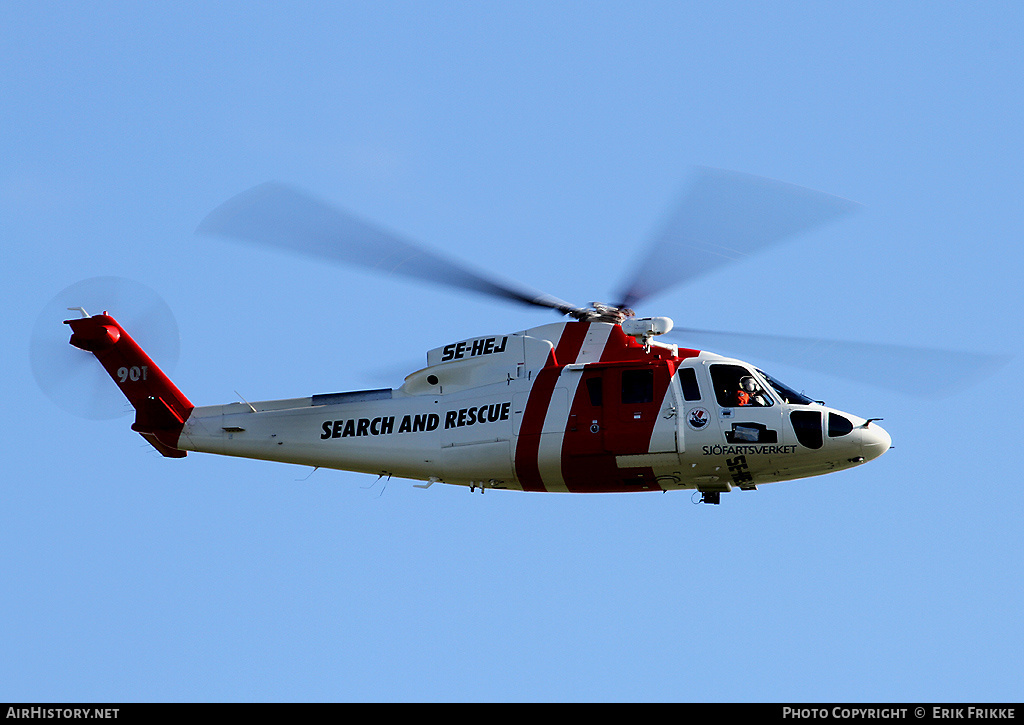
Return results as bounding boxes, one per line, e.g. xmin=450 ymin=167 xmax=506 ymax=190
xmin=568 ymin=302 xmax=635 ymax=323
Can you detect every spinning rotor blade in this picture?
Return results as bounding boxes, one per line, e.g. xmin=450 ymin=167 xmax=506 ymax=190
xmin=197 ymin=183 xmax=579 ymax=316
xmin=615 ymin=168 xmax=861 ymax=310
xmin=667 ymin=327 xmax=1010 ymax=398
xmin=31 ymin=277 xmax=180 ymax=419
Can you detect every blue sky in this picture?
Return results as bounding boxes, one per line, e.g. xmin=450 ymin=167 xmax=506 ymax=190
xmin=3 ymin=1 xmax=1023 ymax=702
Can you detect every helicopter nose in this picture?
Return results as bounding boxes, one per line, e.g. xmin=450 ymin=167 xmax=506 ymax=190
xmin=860 ymin=422 xmax=892 ymax=461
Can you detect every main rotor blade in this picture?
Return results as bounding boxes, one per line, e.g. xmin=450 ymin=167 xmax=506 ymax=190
xmin=197 ymin=183 xmax=578 ymax=315
xmin=667 ymin=327 xmax=1010 ymax=398
xmin=615 ymin=168 xmax=861 ymax=310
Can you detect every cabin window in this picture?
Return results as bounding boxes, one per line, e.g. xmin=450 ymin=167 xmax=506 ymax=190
xmin=828 ymin=412 xmax=854 ymax=437
xmin=791 ymin=410 xmax=823 ymax=449
xmin=709 ymin=364 xmax=773 ymax=407
xmin=678 ymin=367 xmax=702 ymax=401
xmin=585 ymin=377 xmax=603 ymax=406
xmin=621 ymin=369 xmax=654 ymax=404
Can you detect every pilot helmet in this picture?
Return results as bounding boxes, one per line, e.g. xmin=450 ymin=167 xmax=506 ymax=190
xmin=739 ymin=376 xmax=759 ymax=393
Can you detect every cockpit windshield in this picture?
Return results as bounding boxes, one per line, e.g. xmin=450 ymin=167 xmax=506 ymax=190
xmin=756 ymin=369 xmax=814 ymax=405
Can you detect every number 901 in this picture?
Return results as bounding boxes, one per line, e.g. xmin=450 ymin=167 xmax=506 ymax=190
xmin=117 ymin=365 xmax=148 ymax=383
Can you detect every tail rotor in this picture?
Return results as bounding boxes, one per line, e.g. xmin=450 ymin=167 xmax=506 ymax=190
xmin=30 ymin=277 xmax=180 ymax=420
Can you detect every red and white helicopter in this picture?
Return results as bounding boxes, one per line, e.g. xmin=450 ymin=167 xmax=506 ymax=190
xmin=44 ymin=169 xmax=996 ymax=503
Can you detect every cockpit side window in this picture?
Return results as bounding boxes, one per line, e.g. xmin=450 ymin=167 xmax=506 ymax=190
xmin=709 ymin=364 xmax=773 ymax=407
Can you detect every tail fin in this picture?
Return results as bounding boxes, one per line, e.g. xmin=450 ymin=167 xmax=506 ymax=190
xmin=65 ymin=312 xmax=193 ymax=458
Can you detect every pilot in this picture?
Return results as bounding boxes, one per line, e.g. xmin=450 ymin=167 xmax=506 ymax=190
xmin=737 ymin=376 xmax=769 ymax=406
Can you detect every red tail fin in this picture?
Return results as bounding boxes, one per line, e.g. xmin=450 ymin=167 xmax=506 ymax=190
xmin=65 ymin=313 xmax=193 ymax=458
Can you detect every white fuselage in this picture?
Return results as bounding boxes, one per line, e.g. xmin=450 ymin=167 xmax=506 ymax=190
xmin=175 ymin=321 xmax=891 ymax=495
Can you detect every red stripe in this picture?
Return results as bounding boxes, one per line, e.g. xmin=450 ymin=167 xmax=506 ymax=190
xmin=559 ymin=327 xmax=689 ymax=492
xmin=513 ymin=322 xmax=590 ymax=491
xmin=560 ymin=327 xmax=636 ymax=491
xmin=552 ymin=321 xmax=592 ymax=367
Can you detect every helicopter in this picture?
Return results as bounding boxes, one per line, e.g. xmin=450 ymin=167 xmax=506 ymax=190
xmin=49 ymin=168 xmax=995 ymax=504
